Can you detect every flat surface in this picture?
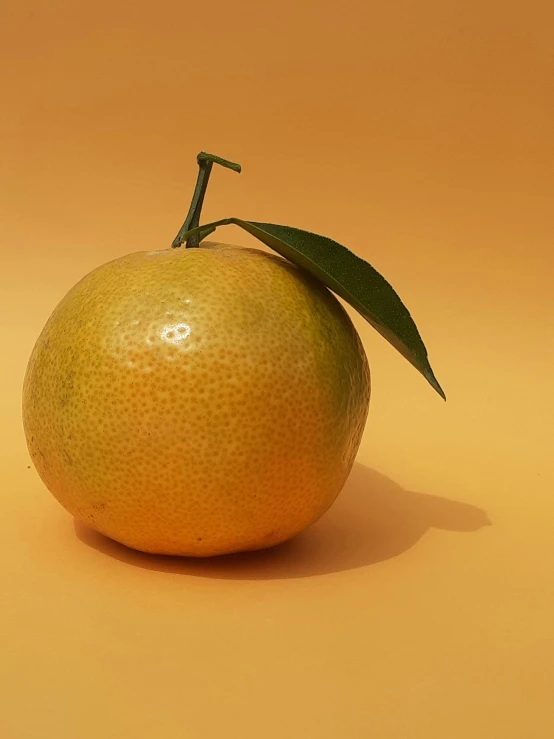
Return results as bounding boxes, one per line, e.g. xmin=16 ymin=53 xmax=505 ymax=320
xmin=2 ymin=1 xmax=554 ymax=737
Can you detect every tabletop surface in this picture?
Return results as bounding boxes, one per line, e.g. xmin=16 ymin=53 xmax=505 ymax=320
xmin=2 ymin=1 xmax=553 ymax=737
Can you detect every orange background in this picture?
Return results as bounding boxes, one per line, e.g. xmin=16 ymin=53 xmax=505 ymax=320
xmin=2 ymin=1 xmax=554 ymax=737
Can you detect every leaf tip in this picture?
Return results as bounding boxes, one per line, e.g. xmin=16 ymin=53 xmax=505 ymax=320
xmin=423 ymin=367 xmax=446 ymax=401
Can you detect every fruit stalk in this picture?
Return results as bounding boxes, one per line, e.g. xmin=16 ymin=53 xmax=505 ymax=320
xmin=172 ymin=152 xmax=241 ymax=249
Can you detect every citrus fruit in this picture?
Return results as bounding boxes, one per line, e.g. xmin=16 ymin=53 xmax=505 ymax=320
xmin=23 ymin=240 xmax=370 ymax=556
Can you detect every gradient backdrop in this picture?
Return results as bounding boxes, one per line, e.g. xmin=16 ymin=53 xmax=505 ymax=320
xmin=2 ymin=1 xmax=554 ymax=737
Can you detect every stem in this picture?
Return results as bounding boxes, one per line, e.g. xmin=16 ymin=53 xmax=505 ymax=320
xmin=173 ymin=218 xmax=233 ymax=245
xmin=171 ymin=152 xmax=241 ymax=249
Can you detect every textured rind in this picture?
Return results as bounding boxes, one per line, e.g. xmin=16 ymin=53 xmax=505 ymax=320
xmin=22 ymin=242 xmax=370 ymax=556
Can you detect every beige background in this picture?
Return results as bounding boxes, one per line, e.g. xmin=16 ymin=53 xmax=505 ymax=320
xmin=2 ymin=1 xmax=554 ymax=737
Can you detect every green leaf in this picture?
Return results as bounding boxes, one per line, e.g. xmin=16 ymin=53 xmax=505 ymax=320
xmin=180 ymin=218 xmax=446 ymax=400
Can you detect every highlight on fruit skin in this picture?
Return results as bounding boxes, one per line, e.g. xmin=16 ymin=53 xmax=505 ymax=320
xmin=22 ymin=151 xmax=444 ymax=557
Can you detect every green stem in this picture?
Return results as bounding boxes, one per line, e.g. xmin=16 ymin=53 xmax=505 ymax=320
xmin=171 ymin=152 xmax=241 ymax=248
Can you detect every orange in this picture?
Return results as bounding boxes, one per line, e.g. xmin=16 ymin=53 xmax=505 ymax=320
xmin=22 ymin=242 xmax=370 ymax=556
